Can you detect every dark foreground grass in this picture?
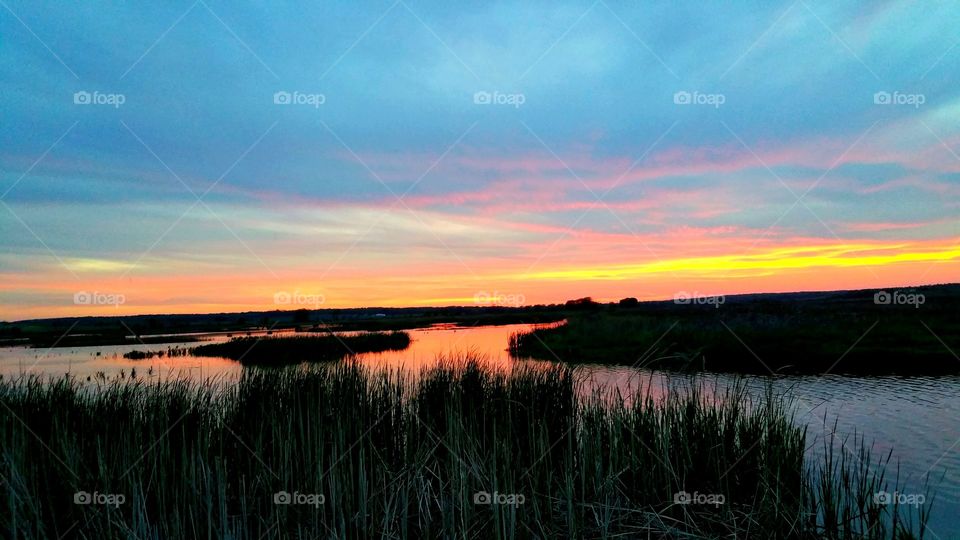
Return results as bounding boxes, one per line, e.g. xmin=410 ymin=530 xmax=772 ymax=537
xmin=0 ymin=360 xmax=929 ymax=539
xmin=189 ymin=331 xmax=411 ymax=365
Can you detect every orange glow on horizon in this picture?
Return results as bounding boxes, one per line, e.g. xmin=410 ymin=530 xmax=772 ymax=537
xmin=2 ymin=239 xmax=957 ymax=320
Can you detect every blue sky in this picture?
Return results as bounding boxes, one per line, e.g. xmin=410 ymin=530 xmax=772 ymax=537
xmin=1 ymin=0 xmax=959 ymax=318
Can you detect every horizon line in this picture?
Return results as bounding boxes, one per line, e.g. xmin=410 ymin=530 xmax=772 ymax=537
xmin=5 ymin=280 xmax=955 ymax=325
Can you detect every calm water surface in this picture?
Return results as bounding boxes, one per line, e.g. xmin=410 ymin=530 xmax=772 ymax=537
xmin=2 ymin=322 xmax=957 ymax=535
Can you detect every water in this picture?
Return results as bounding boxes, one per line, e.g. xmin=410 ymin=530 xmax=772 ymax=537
xmin=2 ymin=322 xmax=957 ymax=535
xmin=579 ymin=366 xmax=960 ymax=535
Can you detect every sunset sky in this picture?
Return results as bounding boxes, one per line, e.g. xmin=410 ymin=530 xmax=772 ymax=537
xmin=1 ymin=1 xmax=959 ymax=320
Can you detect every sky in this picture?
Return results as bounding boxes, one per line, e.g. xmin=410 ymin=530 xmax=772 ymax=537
xmin=1 ymin=0 xmax=959 ymax=320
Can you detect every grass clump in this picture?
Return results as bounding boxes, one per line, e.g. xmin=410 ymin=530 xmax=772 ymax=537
xmin=189 ymin=331 xmax=411 ymax=365
xmin=0 ymin=358 xmax=930 ymax=538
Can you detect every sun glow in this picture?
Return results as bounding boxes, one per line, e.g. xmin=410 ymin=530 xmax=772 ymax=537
xmin=518 ymin=243 xmax=960 ymax=281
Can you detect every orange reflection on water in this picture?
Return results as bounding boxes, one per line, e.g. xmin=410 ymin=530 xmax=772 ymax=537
xmin=351 ymin=322 xmax=563 ymax=372
xmin=0 ymin=343 xmax=243 ymax=382
xmin=0 ymin=323 xmax=563 ymax=383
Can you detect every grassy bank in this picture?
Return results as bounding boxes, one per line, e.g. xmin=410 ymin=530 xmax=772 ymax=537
xmin=509 ymin=288 xmax=960 ymax=374
xmin=189 ymin=331 xmax=410 ymax=365
xmin=0 ymin=359 xmax=928 ymax=538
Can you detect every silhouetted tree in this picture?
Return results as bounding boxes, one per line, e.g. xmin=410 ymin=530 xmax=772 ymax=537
xmin=565 ymin=297 xmax=599 ymax=310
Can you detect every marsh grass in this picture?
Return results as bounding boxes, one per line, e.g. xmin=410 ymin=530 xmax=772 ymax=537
xmin=0 ymin=358 xmax=929 ymax=538
xmin=122 ymin=346 xmax=191 ymax=360
xmin=189 ymin=331 xmax=411 ymax=365
xmin=509 ymin=311 xmax=960 ymax=374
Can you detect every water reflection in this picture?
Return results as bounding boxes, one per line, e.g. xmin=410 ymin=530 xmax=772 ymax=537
xmin=0 ymin=323 xmax=558 ymax=382
xmin=348 ymin=322 xmax=561 ymax=371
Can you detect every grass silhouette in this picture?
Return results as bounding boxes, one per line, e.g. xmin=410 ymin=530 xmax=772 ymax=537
xmin=189 ymin=331 xmax=411 ymax=365
xmin=0 ymin=357 xmax=930 ymax=538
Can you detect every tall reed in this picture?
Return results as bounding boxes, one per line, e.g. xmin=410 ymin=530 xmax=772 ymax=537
xmin=0 ymin=358 xmax=929 ymax=538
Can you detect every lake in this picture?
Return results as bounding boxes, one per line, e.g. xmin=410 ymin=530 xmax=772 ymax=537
xmin=2 ymin=322 xmax=957 ymax=535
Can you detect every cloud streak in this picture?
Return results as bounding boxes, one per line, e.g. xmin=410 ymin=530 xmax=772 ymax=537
xmin=1 ymin=0 xmax=959 ymax=319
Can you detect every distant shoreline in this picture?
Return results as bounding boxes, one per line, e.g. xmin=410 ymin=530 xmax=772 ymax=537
xmin=4 ymin=282 xmax=955 ymax=325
